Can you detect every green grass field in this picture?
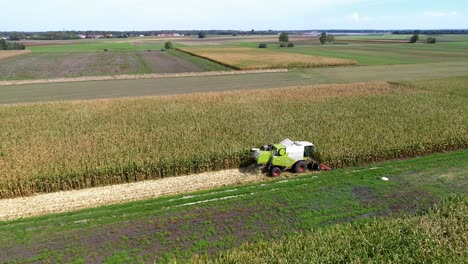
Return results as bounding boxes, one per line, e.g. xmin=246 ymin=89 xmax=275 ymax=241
xmin=0 ymin=150 xmax=466 ymax=263
xmin=336 ymin=34 xmax=468 ymax=42
xmin=0 ymin=76 xmax=466 ymax=198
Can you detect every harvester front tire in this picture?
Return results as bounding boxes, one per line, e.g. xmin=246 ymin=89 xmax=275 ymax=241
xmin=270 ymin=167 xmax=282 ymax=177
xmin=294 ymin=161 xmax=307 ymax=173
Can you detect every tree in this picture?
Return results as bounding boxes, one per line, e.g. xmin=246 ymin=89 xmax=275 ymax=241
xmin=165 ymin=41 xmax=174 ymax=49
xmin=0 ymin=39 xmax=7 ymax=50
xmin=426 ymin=37 xmax=437 ymax=44
xmin=287 ymin=43 xmax=295 ymax=47
xmin=258 ymin=43 xmax=268 ymax=48
xmin=327 ymin=34 xmax=335 ymax=43
xmin=410 ymin=34 xmax=419 ymax=43
xmin=319 ymin=32 xmax=327 ymax=45
xmin=279 ymin=32 xmax=289 ymax=42
xmin=198 ymin=32 xmax=206 ymax=39
xmin=8 ymin=32 xmax=21 ymax=41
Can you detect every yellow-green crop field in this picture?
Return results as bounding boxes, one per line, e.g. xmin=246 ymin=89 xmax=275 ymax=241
xmin=0 ymin=77 xmax=467 ymax=198
xmin=178 ymin=46 xmax=356 ymax=69
xmin=0 ymin=50 xmax=31 ymax=61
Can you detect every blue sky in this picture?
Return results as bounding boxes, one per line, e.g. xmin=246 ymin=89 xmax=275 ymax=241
xmin=2 ymin=0 xmax=467 ymax=31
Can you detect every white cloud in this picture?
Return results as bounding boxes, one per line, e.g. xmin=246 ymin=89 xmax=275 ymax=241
xmin=345 ymin=12 xmax=373 ymax=23
xmin=424 ymin=11 xmax=458 ymax=17
xmin=349 ymin=12 xmax=361 ymax=22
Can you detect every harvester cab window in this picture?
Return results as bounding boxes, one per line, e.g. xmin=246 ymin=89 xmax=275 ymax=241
xmin=304 ymin=146 xmax=314 ymax=157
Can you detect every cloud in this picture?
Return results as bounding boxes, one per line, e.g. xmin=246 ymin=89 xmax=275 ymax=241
xmin=350 ymin=12 xmax=361 ymax=22
xmin=346 ymin=12 xmax=373 ymax=22
xmin=424 ymin=11 xmax=458 ymax=17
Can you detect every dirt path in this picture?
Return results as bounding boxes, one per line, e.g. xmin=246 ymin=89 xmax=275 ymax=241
xmin=0 ymin=169 xmax=268 ymax=221
xmin=0 ymin=69 xmax=288 ymax=86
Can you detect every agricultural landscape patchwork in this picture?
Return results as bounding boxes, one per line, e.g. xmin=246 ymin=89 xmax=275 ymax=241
xmin=0 ymin=33 xmax=467 ymax=263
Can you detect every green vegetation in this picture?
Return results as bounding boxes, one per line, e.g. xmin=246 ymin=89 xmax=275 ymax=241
xmin=164 ymin=41 xmax=174 ymax=49
xmin=0 ymin=77 xmax=466 ymax=198
xmin=410 ymin=33 xmax=420 ymax=43
xmin=0 ymin=150 xmax=466 ymax=263
xmin=335 ymin=34 xmax=468 ymax=42
xmin=199 ymin=196 xmax=467 ymax=264
xmin=279 ymin=32 xmax=289 ymax=42
xmin=319 ymin=32 xmax=327 ymax=44
xmin=0 ymin=39 xmax=25 ymax=50
xmin=237 ymin=41 xmax=468 ymax=65
xmin=427 ymin=36 xmax=437 ymax=43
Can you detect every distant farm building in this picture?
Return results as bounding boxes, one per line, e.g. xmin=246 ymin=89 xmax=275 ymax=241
xmin=157 ymin=33 xmax=184 ymax=37
xmin=86 ymin=34 xmax=104 ymax=39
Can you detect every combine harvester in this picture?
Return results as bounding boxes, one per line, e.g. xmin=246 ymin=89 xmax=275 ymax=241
xmin=252 ymin=139 xmax=329 ymax=177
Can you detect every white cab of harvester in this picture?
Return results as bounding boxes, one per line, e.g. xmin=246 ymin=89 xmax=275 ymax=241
xmin=280 ymin=139 xmax=314 ymax=160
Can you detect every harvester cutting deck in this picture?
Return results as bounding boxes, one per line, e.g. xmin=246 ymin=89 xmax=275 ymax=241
xmin=252 ymin=139 xmax=329 ymax=177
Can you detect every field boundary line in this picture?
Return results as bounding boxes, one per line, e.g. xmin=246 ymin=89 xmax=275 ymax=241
xmin=175 ymin=48 xmax=242 ymax=70
xmin=0 ymin=69 xmax=288 ymax=86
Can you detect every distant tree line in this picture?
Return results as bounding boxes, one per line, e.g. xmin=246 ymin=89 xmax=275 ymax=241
xmin=0 ymin=39 xmax=25 ymax=50
xmin=393 ymin=29 xmax=468 ymax=35
xmin=1 ymin=29 xmax=467 ymax=41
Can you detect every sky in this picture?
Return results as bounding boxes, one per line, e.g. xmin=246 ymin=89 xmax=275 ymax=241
xmin=2 ymin=0 xmax=467 ymax=31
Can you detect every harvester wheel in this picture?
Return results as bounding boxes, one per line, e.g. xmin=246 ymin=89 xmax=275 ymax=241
xmin=270 ymin=167 xmax=282 ymax=177
xmin=294 ymin=161 xmax=307 ymax=173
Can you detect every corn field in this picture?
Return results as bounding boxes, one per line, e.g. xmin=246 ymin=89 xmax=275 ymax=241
xmin=178 ymin=47 xmax=356 ymax=70
xmin=0 ymin=80 xmax=467 ymax=198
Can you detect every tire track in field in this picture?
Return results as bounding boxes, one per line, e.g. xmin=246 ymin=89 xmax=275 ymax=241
xmin=0 ymin=169 xmax=268 ymax=221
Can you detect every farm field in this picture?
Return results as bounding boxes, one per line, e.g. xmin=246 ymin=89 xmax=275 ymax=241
xmin=0 ymin=150 xmax=466 ymax=263
xmin=335 ymin=34 xmax=468 ymax=42
xmin=0 ymin=76 xmax=466 ymax=198
xmin=0 ymin=50 xmax=32 ymax=61
xmin=178 ymin=46 xmax=357 ymax=69
xmin=0 ymin=41 xmax=236 ymax=80
xmin=2 ymin=34 xmax=467 ymax=80
xmin=237 ymin=41 xmax=468 ymax=65
xmin=1 ymin=61 xmax=467 ymax=104
xmin=0 ymin=50 xmax=209 ymax=80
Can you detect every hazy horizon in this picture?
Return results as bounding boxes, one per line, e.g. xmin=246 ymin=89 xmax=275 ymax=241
xmin=3 ymin=0 xmax=467 ymax=31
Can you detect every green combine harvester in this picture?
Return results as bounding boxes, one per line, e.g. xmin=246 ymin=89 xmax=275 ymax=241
xmin=252 ymin=139 xmax=329 ymax=177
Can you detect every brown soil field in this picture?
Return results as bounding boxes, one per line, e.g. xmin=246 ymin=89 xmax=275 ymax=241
xmin=142 ymin=50 xmax=205 ymax=72
xmin=0 ymin=51 xmax=211 ymax=80
xmin=0 ymin=50 xmax=32 ymax=60
xmin=0 ymin=52 xmax=143 ymax=79
xmin=179 ymin=47 xmax=356 ymax=69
